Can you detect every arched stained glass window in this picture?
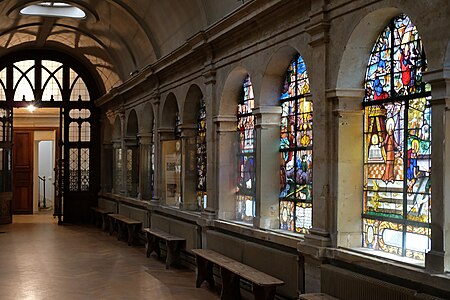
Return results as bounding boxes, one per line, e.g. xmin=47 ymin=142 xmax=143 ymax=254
xmin=363 ymin=14 xmax=431 ymax=260
xmin=279 ymin=54 xmax=313 ymax=233
xmin=236 ymin=75 xmax=255 ymax=222
xmin=196 ymin=98 xmax=207 ymax=209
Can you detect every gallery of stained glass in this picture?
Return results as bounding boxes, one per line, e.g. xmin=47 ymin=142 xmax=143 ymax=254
xmin=362 ymin=14 xmax=431 ymax=260
xmin=279 ymin=54 xmax=313 ymax=234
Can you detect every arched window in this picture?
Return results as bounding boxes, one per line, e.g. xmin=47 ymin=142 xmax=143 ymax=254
xmin=363 ymin=14 xmax=431 ymax=260
xmin=279 ymin=54 xmax=313 ymax=233
xmin=196 ymin=98 xmax=207 ymax=209
xmin=236 ymin=75 xmax=255 ymax=222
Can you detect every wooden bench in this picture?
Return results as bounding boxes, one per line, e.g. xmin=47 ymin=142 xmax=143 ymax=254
xmin=108 ymin=214 xmax=142 ymax=246
xmin=192 ymin=249 xmax=284 ymax=300
xmin=143 ymin=228 xmax=186 ymax=269
xmin=90 ymin=207 xmax=113 ymax=230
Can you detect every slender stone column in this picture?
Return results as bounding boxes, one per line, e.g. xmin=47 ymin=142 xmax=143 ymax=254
xmin=423 ymin=70 xmax=450 ymax=272
xmin=137 ymin=133 xmax=153 ymax=200
xmin=253 ymin=106 xmax=281 ymax=229
xmin=180 ymin=125 xmax=198 ymax=210
xmin=119 ymin=111 xmax=127 ymax=195
xmin=214 ymin=115 xmax=237 ymax=220
xmin=202 ymin=68 xmax=217 ymax=218
xmin=151 ymin=97 xmax=161 ymax=205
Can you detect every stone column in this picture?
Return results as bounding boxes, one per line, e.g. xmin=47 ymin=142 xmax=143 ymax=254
xmin=179 ymin=125 xmax=198 ymax=210
xmin=119 ymin=111 xmax=127 ymax=195
xmin=328 ymin=89 xmax=364 ymax=248
xmin=202 ymin=68 xmax=217 ymax=218
xmin=423 ymin=70 xmax=450 ymax=272
xmin=214 ymin=115 xmax=237 ymax=220
xmin=137 ymin=133 xmax=153 ymax=200
xmin=151 ymin=97 xmax=161 ymax=205
xmin=253 ymin=106 xmax=281 ymax=229
xmin=298 ymin=3 xmax=331 ymax=293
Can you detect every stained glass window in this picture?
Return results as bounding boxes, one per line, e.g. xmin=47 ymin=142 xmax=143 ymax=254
xmin=236 ymin=75 xmax=255 ymax=222
xmin=363 ymin=14 xmax=431 ymax=260
xmin=279 ymin=54 xmax=313 ymax=234
xmin=196 ymin=98 xmax=207 ymax=210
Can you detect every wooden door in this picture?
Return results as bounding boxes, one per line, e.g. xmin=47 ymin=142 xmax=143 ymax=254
xmin=13 ymin=131 xmax=33 ymax=214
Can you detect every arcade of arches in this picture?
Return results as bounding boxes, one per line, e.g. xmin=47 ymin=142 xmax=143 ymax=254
xmin=0 ymin=1 xmax=449 ymax=299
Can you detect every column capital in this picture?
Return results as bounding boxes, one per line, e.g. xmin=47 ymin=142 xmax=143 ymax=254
xmin=326 ymin=88 xmax=364 ymax=113
xmin=306 ymin=20 xmax=330 ymax=47
xmin=253 ymin=106 xmax=281 ymax=128
xmin=203 ymin=67 xmax=216 ymax=85
xmin=137 ymin=133 xmax=153 ymax=145
xmin=213 ymin=114 xmax=236 ymax=133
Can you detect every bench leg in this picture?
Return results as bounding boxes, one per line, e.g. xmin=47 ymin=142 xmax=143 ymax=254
xmin=146 ymin=235 xmax=161 ymax=258
xmin=109 ymin=217 xmax=115 ymax=236
xmin=195 ymin=255 xmax=214 ymax=288
xmin=127 ymin=224 xmax=137 ymax=246
xmin=101 ymin=214 xmax=108 ymax=231
xmin=252 ymin=285 xmax=276 ymax=300
xmin=220 ymin=267 xmax=241 ymax=300
xmin=165 ymin=240 xmax=182 ymax=269
xmin=117 ymin=222 xmax=124 ymax=241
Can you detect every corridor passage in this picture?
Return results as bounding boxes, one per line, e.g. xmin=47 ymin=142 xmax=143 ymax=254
xmin=0 ymin=214 xmax=217 ymax=300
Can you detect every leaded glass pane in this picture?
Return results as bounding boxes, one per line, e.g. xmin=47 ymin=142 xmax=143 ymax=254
xmin=0 ymin=69 xmax=6 ymax=101
xmin=80 ymin=148 xmax=89 ymax=191
xmin=114 ymin=148 xmax=122 ymax=192
xmin=69 ymin=69 xmax=89 ymax=101
xmin=196 ymin=98 xmax=207 ymax=209
xmin=69 ymin=148 xmax=78 ymax=191
xmin=80 ymin=122 xmax=90 ymax=142
xmin=13 ymin=61 xmax=35 ymax=101
xmin=69 ymin=109 xmax=91 ymax=119
xmin=279 ymin=54 xmax=313 ymax=234
xmin=236 ymin=75 xmax=255 ymax=222
xmin=363 ymin=14 xmax=431 ymax=260
xmin=69 ymin=122 xmax=79 ymax=142
xmin=42 ymin=60 xmax=63 ymax=101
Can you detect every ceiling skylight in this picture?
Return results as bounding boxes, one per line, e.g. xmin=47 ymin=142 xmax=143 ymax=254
xmin=20 ymin=2 xmax=86 ymax=19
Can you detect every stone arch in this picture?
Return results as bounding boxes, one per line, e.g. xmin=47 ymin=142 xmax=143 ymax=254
xmin=260 ymin=45 xmax=302 ymax=106
xmin=218 ymin=66 xmax=249 ymax=116
xmin=160 ymin=92 xmax=179 ymax=130
xmin=126 ymin=109 xmax=139 ymax=138
xmin=336 ymin=7 xmax=401 ymax=90
xmin=139 ymin=102 xmax=154 ymax=134
xmin=182 ymin=84 xmax=204 ymax=125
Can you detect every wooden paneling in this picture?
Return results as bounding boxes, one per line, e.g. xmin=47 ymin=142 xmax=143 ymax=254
xmin=13 ymin=131 xmax=33 ymax=214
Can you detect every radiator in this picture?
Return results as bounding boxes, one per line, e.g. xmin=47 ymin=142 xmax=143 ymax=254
xmin=320 ymin=264 xmax=442 ymax=300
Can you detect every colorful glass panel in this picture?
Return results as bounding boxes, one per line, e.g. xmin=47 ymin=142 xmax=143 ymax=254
xmin=279 ymin=54 xmax=313 ymax=234
xmin=363 ymin=14 xmax=431 ymax=260
xmin=196 ymin=98 xmax=207 ymax=210
xmin=236 ymin=75 xmax=255 ymax=222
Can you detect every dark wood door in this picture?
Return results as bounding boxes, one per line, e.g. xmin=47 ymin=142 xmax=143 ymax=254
xmin=13 ymin=131 xmax=33 ymax=214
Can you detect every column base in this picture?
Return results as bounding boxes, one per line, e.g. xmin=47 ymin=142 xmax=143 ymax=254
xmin=425 ymin=250 xmax=445 ymax=273
xmin=150 ymin=197 xmax=161 ymax=206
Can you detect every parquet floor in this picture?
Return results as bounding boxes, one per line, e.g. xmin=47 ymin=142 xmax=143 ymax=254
xmin=0 ymin=213 xmax=218 ymax=300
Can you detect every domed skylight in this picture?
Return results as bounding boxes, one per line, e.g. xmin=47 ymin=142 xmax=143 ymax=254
xmin=20 ymin=2 xmax=86 ymax=19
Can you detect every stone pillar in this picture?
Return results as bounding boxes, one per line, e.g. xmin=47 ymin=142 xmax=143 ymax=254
xmin=203 ymin=68 xmax=217 ymax=218
xmin=253 ymin=106 xmax=281 ymax=229
xmin=138 ymin=133 xmax=153 ymax=200
xmin=180 ymin=125 xmax=198 ymax=210
xmin=214 ymin=115 xmax=237 ymax=220
xmin=423 ymin=70 xmax=450 ymax=272
xmin=298 ymin=3 xmax=331 ymax=293
xmin=151 ymin=97 xmax=161 ymax=205
xmin=328 ymin=89 xmax=364 ymax=248
xmin=119 ymin=111 xmax=127 ymax=195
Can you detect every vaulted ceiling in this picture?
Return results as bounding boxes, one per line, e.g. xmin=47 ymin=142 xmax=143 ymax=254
xmin=0 ymin=0 xmax=244 ymax=92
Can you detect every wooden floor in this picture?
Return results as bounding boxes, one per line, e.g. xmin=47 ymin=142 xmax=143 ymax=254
xmin=0 ymin=212 xmax=218 ymax=300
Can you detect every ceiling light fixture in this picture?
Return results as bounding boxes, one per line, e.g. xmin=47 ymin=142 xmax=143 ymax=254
xmin=20 ymin=2 xmax=86 ymax=19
